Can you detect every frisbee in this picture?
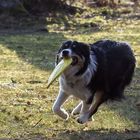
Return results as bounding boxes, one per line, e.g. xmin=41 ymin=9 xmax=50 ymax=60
xmin=47 ymin=58 xmax=72 ymax=88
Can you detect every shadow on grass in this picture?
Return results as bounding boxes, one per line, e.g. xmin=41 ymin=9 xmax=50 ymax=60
xmin=0 ymin=129 xmax=140 ymax=140
xmin=0 ymin=32 xmax=67 ymax=71
xmin=58 ymin=129 xmax=140 ymax=140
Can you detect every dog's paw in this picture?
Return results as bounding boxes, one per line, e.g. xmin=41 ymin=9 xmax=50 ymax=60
xmin=71 ymin=110 xmax=80 ymax=116
xmin=65 ymin=113 xmax=69 ymax=120
xmin=76 ymin=117 xmax=85 ymax=124
xmin=76 ymin=114 xmax=91 ymax=124
xmin=61 ymin=109 xmax=69 ymax=120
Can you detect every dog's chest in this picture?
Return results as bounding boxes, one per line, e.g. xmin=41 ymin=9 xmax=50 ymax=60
xmin=60 ymin=77 xmax=91 ymax=101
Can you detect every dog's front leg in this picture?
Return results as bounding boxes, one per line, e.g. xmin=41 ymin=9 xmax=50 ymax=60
xmin=52 ymin=90 xmax=69 ymax=120
xmin=77 ymin=101 xmax=91 ymax=124
xmin=71 ymin=101 xmax=82 ymax=116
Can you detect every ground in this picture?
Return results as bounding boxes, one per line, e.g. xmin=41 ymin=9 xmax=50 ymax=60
xmin=0 ymin=4 xmax=140 ymax=140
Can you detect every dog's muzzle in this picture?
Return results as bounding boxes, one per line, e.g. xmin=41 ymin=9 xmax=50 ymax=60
xmin=62 ymin=50 xmax=69 ymax=57
xmin=60 ymin=49 xmax=78 ymax=65
xmin=61 ymin=49 xmax=71 ymax=58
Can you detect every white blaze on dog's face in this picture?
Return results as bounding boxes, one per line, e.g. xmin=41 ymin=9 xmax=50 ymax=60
xmin=56 ymin=41 xmax=90 ymax=76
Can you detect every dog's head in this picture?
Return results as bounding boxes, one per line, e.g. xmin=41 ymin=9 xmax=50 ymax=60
xmin=56 ymin=40 xmax=90 ymax=76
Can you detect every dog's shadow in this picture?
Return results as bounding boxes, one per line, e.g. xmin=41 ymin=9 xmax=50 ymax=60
xmin=58 ymin=129 xmax=140 ymax=140
xmin=0 ymin=129 xmax=139 ymax=140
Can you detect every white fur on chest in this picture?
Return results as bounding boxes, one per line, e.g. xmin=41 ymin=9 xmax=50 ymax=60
xmin=59 ymin=71 xmax=92 ymax=101
xmin=59 ymin=53 xmax=97 ymax=101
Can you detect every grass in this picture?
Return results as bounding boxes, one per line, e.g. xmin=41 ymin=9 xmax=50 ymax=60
xmin=0 ymin=6 xmax=140 ymax=140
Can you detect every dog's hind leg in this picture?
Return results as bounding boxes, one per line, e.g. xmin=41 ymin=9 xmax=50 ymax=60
xmin=71 ymin=101 xmax=82 ymax=116
xmin=77 ymin=91 xmax=106 ymax=124
xmin=88 ymin=91 xmax=107 ymax=117
xmin=52 ymin=90 xmax=69 ymax=120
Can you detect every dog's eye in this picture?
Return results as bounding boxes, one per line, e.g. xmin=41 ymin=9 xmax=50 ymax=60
xmin=72 ymin=56 xmax=78 ymax=65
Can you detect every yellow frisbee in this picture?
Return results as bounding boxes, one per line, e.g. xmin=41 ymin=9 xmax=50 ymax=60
xmin=47 ymin=58 xmax=72 ymax=88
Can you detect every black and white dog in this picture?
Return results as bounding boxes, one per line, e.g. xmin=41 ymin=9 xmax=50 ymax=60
xmin=52 ymin=40 xmax=136 ymax=124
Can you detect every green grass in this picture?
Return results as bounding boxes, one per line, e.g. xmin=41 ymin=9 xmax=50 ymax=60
xmin=0 ymin=7 xmax=140 ymax=140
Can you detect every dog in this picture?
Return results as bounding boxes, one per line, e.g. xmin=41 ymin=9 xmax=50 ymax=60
xmin=52 ymin=39 xmax=136 ymax=124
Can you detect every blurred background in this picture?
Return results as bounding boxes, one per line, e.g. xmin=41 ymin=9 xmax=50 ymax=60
xmin=0 ymin=0 xmax=140 ymax=33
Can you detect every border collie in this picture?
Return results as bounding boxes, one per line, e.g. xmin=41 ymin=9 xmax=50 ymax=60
xmin=52 ymin=40 xmax=136 ymax=124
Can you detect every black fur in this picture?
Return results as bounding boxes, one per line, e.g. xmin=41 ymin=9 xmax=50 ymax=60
xmin=88 ymin=40 xmax=136 ymax=100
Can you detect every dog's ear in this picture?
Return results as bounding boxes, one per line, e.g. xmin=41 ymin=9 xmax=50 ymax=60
xmin=74 ymin=42 xmax=91 ymax=76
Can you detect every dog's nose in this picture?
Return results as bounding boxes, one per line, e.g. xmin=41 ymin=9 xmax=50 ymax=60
xmin=62 ymin=50 xmax=69 ymax=57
